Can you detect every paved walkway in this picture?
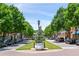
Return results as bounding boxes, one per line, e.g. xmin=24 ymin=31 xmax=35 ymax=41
xmin=0 ymin=40 xmax=79 ymax=56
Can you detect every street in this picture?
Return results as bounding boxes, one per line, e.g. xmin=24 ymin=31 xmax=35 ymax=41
xmin=0 ymin=40 xmax=79 ymax=56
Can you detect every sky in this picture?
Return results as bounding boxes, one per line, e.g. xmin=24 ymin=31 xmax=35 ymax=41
xmin=9 ymin=3 xmax=68 ymax=30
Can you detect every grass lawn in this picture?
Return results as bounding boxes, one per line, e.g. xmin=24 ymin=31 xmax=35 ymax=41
xmin=45 ymin=40 xmax=61 ymax=49
xmin=16 ymin=40 xmax=61 ymax=50
xmin=16 ymin=40 xmax=35 ymax=50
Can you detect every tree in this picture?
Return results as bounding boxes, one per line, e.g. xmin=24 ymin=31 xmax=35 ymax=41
xmin=0 ymin=3 xmax=13 ymax=40
xmin=44 ymin=24 xmax=53 ymax=37
xmin=44 ymin=3 xmax=79 ymax=37
xmin=0 ymin=3 xmax=34 ymax=43
xmin=23 ymin=21 xmax=34 ymax=37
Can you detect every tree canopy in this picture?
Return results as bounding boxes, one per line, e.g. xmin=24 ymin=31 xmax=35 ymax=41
xmin=0 ymin=3 xmax=34 ymax=38
xmin=44 ymin=3 xmax=79 ymax=37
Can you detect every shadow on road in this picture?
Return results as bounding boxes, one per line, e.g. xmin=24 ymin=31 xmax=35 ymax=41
xmin=0 ymin=48 xmax=10 ymax=51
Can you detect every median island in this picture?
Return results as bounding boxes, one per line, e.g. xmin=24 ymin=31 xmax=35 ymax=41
xmin=16 ymin=40 xmax=61 ymax=50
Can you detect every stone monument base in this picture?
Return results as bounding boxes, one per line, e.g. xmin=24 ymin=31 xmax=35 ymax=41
xmin=31 ymin=43 xmax=48 ymax=51
xmin=35 ymin=43 xmax=44 ymax=50
xmin=31 ymin=48 xmax=48 ymax=51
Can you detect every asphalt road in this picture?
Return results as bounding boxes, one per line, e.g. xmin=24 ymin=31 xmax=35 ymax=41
xmin=47 ymin=40 xmax=79 ymax=49
xmin=0 ymin=40 xmax=79 ymax=56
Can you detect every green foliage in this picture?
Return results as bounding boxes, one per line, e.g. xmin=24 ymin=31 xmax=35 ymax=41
xmin=23 ymin=21 xmax=34 ymax=37
xmin=0 ymin=3 xmax=34 ymax=39
xmin=44 ymin=3 xmax=79 ymax=36
xmin=44 ymin=24 xmax=53 ymax=37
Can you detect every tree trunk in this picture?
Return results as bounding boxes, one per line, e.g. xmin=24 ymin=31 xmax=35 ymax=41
xmin=44 ymin=41 xmax=45 ymax=48
xmin=14 ymin=33 xmax=17 ymax=43
xmin=2 ymin=32 xmax=6 ymax=41
xmin=11 ymin=34 xmax=13 ymax=40
xmin=20 ymin=33 xmax=23 ymax=41
xmin=20 ymin=33 xmax=22 ymax=39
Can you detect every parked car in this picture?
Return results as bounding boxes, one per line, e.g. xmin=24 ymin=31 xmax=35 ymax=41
xmin=76 ymin=39 xmax=79 ymax=45
xmin=65 ymin=30 xmax=79 ymax=44
xmin=55 ymin=31 xmax=66 ymax=42
xmin=75 ymin=31 xmax=79 ymax=45
xmin=65 ymin=37 xmax=75 ymax=44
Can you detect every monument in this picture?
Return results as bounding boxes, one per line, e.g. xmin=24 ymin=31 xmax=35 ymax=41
xmin=34 ymin=20 xmax=45 ymax=50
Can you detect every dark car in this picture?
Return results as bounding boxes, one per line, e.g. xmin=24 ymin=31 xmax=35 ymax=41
xmin=76 ymin=39 xmax=79 ymax=45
